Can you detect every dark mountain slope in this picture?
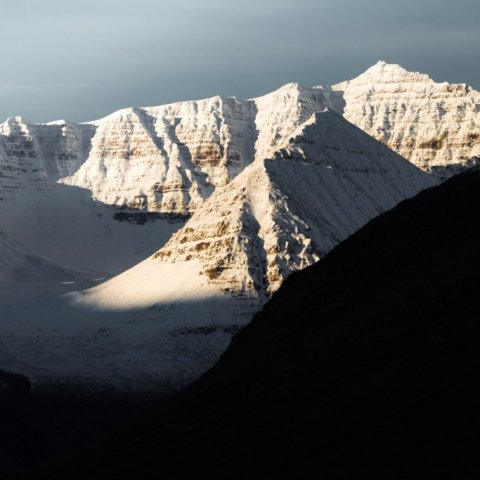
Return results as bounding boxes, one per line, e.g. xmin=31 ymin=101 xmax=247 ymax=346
xmin=25 ymin=172 xmax=480 ymax=478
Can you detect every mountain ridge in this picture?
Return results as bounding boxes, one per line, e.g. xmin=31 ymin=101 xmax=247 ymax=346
xmin=1 ymin=61 xmax=477 ymax=215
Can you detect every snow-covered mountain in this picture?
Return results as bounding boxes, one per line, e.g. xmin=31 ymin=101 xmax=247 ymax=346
xmin=0 ymin=63 xmax=450 ymax=392
xmin=331 ymin=61 xmax=480 ymax=176
xmin=0 ymin=62 xmax=476 ymax=219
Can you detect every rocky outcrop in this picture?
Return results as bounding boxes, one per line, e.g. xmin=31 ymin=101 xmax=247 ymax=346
xmin=62 ymin=97 xmax=259 ymax=213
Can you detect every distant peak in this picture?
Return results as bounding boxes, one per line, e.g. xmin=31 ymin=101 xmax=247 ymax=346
xmin=343 ymin=61 xmax=436 ymax=86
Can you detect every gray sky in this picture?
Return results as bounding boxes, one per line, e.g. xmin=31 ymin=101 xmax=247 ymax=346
xmin=0 ymin=0 xmax=478 ymax=123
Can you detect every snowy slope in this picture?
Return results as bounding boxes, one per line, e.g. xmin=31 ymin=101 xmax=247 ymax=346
xmin=0 ymin=184 xmax=183 ymax=275
xmin=331 ymin=61 xmax=480 ymax=175
xmin=0 ymin=227 xmax=70 ymax=283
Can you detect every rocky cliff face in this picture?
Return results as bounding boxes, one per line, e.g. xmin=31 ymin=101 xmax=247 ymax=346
xmin=62 ymin=84 xmax=336 ymax=214
xmin=332 ymin=61 xmax=480 ymax=175
xmin=62 ymin=99 xmax=247 ymax=214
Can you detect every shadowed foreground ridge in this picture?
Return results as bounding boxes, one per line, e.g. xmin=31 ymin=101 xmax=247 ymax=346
xmin=29 ymin=171 xmax=480 ymax=478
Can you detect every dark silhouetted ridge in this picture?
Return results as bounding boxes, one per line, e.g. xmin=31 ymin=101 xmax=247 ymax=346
xmin=21 ymin=172 xmax=480 ymax=478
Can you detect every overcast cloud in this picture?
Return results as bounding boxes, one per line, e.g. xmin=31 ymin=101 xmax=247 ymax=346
xmin=0 ymin=0 xmax=478 ymax=122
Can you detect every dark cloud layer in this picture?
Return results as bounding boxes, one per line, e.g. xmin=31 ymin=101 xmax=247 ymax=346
xmin=0 ymin=0 xmax=478 ymax=122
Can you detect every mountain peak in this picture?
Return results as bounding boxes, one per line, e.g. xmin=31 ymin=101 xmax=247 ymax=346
xmin=0 ymin=115 xmax=33 ymax=137
xmin=279 ymin=81 xmax=301 ymax=91
xmin=255 ymin=82 xmax=306 ymax=101
xmin=332 ymin=61 xmax=480 ymax=174
xmin=368 ymin=60 xmax=405 ymax=71
xmin=360 ymin=60 xmax=421 ymax=80
xmin=2 ymin=115 xmax=30 ymax=126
